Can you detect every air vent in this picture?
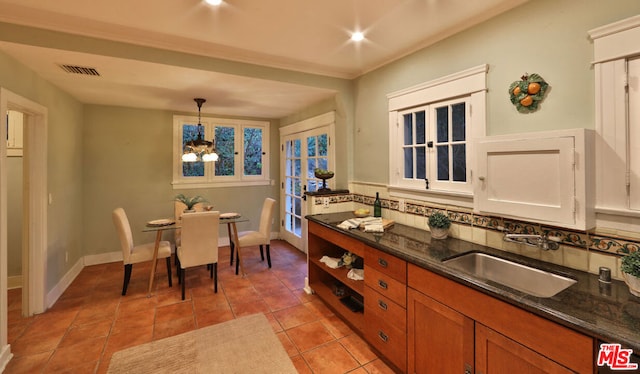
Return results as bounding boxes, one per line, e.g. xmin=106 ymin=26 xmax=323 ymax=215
xmin=58 ymin=64 xmax=101 ymax=76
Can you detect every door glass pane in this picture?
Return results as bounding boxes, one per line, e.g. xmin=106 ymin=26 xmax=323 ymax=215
xmin=286 ymin=141 xmax=293 ymax=158
xmin=286 ymin=195 xmax=293 ymax=214
xmin=294 ymin=217 xmax=302 ymax=236
xmin=294 ymin=178 xmax=301 ymax=196
xmin=416 ymin=111 xmax=426 ymax=144
xmin=215 ymin=126 xmax=235 ymax=176
xmin=294 ymin=139 xmax=301 ymax=157
xmin=416 ymin=146 xmax=426 ymax=180
xmin=285 ymin=177 xmax=293 ymax=194
xmin=452 ymin=144 xmax=466 ymax=182
xmin=307 ymin=159 xmax=317 ymax=178
xmin=318 ymin=134 xmax=328 ymax=156
xmin=452 ymin=103 xmax=466 ymax=142
xmin=318 ymin=159 xmax=328 ymax=171
xmin=404 ymin=148 xmax=414 ymax=178
xmin=436 ymin=106 xmax=449 ymax=143
xmin=307 ymin=136 xmax=316 ymax=157
xmin=244 ymin=127 xmax=262 ymax=176
xmin=437 ymin=145 xmax=449 ymax=181
xmin=294 ymin=159 xmax=301 ymax=177
xmin=404 ymin=114 xmax=413 ymax=145
xmin=308 ymin=180 xmax=318 ymax=192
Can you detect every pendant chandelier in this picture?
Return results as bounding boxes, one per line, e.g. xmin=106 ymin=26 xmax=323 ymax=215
xmin=182 ymin=98 xmax=218 ymax=162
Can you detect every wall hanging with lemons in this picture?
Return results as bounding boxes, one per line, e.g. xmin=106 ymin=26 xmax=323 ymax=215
xmin=509 ymin=73 xmax=549 ymax=112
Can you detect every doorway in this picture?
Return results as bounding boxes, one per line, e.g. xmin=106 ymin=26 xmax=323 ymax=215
xmin=6 ymin=110 xmax=25 ymax=308
xmin=0 ymin=88 xmax=48 ymax=360
xmin=279 ymin=112 xmax=335 ymax=252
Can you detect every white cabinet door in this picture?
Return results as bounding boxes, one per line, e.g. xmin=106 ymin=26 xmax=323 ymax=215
xmin=474 ymin=129 xmax=594 ymax=230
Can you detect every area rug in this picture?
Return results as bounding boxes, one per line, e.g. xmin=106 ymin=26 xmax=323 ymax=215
xmin=107 ymin=313 xmax=297 ymax=374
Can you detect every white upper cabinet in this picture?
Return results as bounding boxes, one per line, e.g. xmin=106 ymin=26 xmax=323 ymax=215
xmin=474 ymin=129 xmax=595 ymax=230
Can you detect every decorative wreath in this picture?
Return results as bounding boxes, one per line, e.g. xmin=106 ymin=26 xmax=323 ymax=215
xmin=508 ymin=73 xmax=549 ymax=112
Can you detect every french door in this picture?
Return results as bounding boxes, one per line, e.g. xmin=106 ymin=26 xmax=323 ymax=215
xmin=280 ymin=122 xmax=333 ymax=251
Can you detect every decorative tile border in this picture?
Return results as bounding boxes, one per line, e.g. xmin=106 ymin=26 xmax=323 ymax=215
xmin=340 ymin=191 xmax=640 ymax=258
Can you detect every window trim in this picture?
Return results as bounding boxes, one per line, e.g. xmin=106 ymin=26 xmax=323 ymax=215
xmin=172 ymin=115 xmax=270 ymax=189
xmin=387 ymin=64 xmax=487 ymax=207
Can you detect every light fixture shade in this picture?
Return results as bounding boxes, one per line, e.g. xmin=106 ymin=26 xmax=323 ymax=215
xmin=202 ymin=152 xmax=219 ymax=162
xmin=182 ymin=152 xmax=198 ymax=162
xmin=182 ymin=98 xmax=219 ymax=162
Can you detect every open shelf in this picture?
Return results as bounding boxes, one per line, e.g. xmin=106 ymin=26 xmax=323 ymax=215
xmin=309 ymin=280 xmax=364 ymax=332
xmin=309 ymin=257 xmax=364 ymax=295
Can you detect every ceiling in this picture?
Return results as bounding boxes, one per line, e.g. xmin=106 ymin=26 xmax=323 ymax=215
xmin=0 ymin=0 xmax=527 ymax=118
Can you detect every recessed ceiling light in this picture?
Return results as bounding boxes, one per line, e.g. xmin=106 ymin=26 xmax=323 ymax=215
xmin=351 ymin=32 xmax=364 ymax=42
xmin=205 ymin=0 xmax=223 ymax=5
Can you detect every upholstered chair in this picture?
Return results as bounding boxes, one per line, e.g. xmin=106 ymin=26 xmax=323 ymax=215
xmin=112 ymin=207 xmax=172 ymax=295
xmin=231 ymin=198 xmax=276 ymax=274
xmin=176 ymin=211 xmax=220 ymax=300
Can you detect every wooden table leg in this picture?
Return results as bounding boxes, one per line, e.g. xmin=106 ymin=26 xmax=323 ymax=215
xmin=227 ymin=222 xmax=234 ymax=265
xmin=229 ymin=222 xmax=245 ymax=276
xmin=147 ymin=229 xmax=163 ymax=296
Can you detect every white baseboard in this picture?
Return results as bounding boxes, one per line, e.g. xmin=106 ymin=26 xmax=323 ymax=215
xmin=83 ymin=251 xmax=122 ymax=266
xmin=45 ymin=258 xmax=83 ymax=309
xmin=0 ymin=343 xmax=13 ymax=373
xmin=7 ymin=276 xmax=21 ymax=289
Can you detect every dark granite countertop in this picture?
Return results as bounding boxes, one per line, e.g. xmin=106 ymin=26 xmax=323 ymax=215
xmin=307 ymin=212 xmax=640 ymax=352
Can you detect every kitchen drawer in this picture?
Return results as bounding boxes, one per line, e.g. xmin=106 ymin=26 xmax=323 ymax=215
xmin=364 ymin=245 xmax=406 ymax=283
xmin=365 ymin=286 xmax=406 ymax=332
xmin=365 ymin=312 xmax=407 ymax=372
xmin=365 ymin=266 xmax=406 ymax=308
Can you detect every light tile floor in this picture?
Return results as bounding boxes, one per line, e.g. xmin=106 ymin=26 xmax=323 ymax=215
xmin=5 ymin=240 xmax=395 ymax=373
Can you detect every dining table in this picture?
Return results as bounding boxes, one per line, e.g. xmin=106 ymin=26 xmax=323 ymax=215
xmin=143 ymin=213 xmax=249 ymax=296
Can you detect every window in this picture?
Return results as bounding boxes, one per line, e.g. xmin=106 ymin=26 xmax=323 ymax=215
xmin=173 ymin=115 xmax=270 ymax=188
xmin=388 ymin=65 xmax=487 ymax=204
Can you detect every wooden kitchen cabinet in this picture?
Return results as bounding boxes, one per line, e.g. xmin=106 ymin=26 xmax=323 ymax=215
xmin=408 ymin=263 xmax=594 ymax=373
xmin=407 ymin=288 xmax=474 ymax=374
xmin=308 ymin=219 xmax=594 ymax=373
xmin=475 ymin=324 xmax=574 ymax=373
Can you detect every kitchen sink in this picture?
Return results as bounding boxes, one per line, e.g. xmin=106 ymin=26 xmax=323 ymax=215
xmin=442 ymin=252 xmax=576 ymax=298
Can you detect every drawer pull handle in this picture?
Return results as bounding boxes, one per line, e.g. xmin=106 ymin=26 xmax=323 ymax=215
xmin=377 ymin=280 xmax=388 ymax=290
xmin=378 ymin=330 xmax=389 ymax=343
xmin=378 ymin=299 xmax=388 ymax=311
xmin=377 ymin=258 xmax=388 ymax=268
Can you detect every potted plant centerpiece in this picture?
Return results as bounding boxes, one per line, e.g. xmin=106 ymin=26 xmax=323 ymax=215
xmin=175 ymin=194 xmax=207 ymax=213
xmin=621 ymin=250 xmax=640 ymax=297
xmin=428 ymin=211 xmax=451 ymax=240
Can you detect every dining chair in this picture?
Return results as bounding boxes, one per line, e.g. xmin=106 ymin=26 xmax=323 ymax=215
xmin=231 ymin=197 xmax=276 ymax=275
xmin=176 ymin=210 xmax=220 ymax=300
xmin=112 ymin=207 xmax=172 ymax=295
xmin=173 ymin=201 xmax=204 ymax=247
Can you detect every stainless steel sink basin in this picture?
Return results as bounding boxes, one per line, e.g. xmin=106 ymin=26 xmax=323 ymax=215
xmin=443 ymin=252 xmax=576 ymax=298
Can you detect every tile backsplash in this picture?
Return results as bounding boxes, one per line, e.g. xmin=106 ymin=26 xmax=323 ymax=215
xmin=309 ymin=184 xmax=640 ymax=281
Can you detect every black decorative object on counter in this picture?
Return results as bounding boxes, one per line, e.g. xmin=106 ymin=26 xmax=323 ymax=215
xmin=314 ymin=168 xmax=334 ymax=193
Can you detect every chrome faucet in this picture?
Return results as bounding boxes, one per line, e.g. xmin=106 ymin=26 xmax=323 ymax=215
xmin=503 ymin=233 xmax=559 ymax=251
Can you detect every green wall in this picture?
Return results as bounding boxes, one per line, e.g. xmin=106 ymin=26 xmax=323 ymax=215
xmin=351 ymin=0 xmax=640 ymax=183
xmin=82 ymin=105 xmax=282 ymax=255
xmin=0 ymin=50 xmax=84 ymax=291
